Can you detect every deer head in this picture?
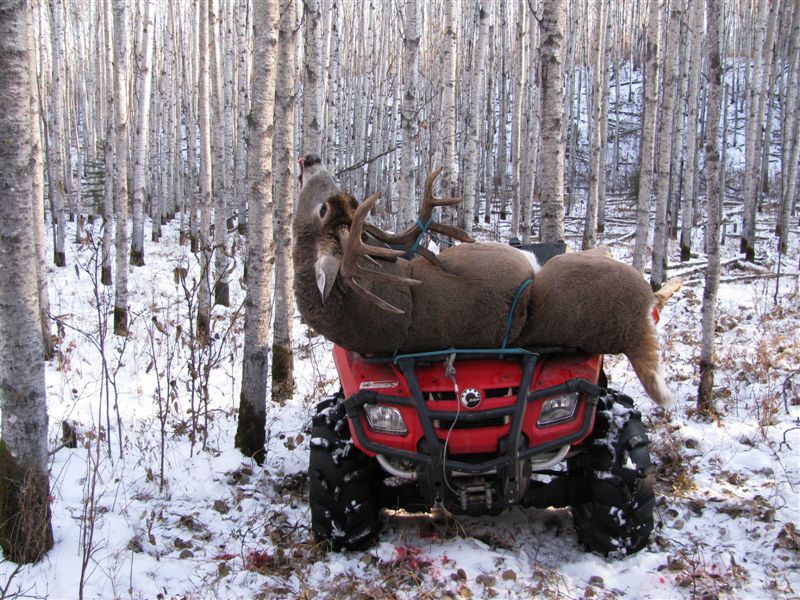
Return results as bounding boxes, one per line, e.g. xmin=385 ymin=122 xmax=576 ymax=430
xmin=295 ymin=154 xmax=472 ymax=314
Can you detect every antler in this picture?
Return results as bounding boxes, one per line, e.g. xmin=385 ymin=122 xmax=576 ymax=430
xmin=364 ymin=167 xmax=475 ymax=248
xmin=338 ymin=193 xmax=422 ymax=314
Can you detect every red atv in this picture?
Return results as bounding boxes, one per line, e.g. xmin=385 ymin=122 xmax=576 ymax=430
xmin=308 ymin=244 xmax=656 ymax=557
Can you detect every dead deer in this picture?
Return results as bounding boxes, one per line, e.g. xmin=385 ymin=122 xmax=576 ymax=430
xmin=293 ymin=155 xmax=681 ymax=407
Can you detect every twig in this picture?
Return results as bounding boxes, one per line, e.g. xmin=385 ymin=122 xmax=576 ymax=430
xmin=0 ymin=562 xmax=23 ymax=599
xmin=778 ymin=427 xmax=799 ymax=453
xmin=336 ymin=145 xmax=397 ymax=176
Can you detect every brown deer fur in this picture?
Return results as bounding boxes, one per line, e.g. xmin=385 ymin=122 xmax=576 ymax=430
xmin=293 ymin=158 xmax=681 ymax=407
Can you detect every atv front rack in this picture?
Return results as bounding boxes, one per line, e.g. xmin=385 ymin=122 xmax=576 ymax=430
xmin=342 ymin=347 xmax=603 ymax=505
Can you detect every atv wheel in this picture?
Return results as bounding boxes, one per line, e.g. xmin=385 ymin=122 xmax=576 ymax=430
xmin=569 ymin=391 xmax=655 ymax=557
xmin=308 ymin=393 xmax=382 ymax=551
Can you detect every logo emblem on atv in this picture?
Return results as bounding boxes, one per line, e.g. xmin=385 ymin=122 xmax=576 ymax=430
xmin=460 ymin=388 xmax=482 ymax=409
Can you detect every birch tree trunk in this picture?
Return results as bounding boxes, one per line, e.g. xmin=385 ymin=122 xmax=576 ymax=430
xmin=596 ymin=7 xmax=612 ymax=233
xmin=680 ymin=0 xmax=705 ymax=261
xmin=510 ymin=0 xmax=526 ymax=238
xmin=0 ymin=0 xmax=54 ymax=563
xmin=739 ymin=0 xmax=769 ymax=261
xmin=112 ymin=0 xmax=130 ymax=336
xmin=496 ymin=6 xmax=508 ymax=220
xmin=742 ymin=0 xmax=781 ymax=262
xmin=398 ymin=0 xmax=421 ymax=230
xmin=521 ymin=14 xmax=540 ymax=243
xmin=235 ymin=0 xmax=279 ymax=463
xmin=462 ymin=3 xmax=490 ymax=232
xmin=185 ymin=2 xmax=200 ymax=248
xmin=631 ymin=0 xmax=660 ymax=271
xmin=29 ymin=6 xmax=52 ymax=359
xmin=539 ymin=0 xmax=566 ymax=242
xmin=48 ymin=0 xmax=67 ymax=267
xmin=325 ymin=0 xmax=340 ymax=174
xmin=130 ymin=0 xmax=154 ymax=266
xmin=101 ymin=0 xmax=114 ymax=285
xmin=441 ymin=0 xmax=458 ymax=227
xmin=211 ymin=0 xmax=230 ymax=306
xmin=271 ymin=0 xmax=297 ymax=404
xmin=197 ymin=0 xmax=214 ymax=343
xmin=582 ymin=0 xmax=607 ymax=249
xmin=235 ymin=0 xmax=249 ymax=234
xmin=779 ymin=1 xmax=800 ymax=253
xmin=302 ymin=0 xmax=323 ymax=154
xmin=650 ymin=0 xmax=682 ymax=289
xmin=698 ymin=0 xmax=722 ymax=414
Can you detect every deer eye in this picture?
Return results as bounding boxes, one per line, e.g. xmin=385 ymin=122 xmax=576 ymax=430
xmin=319 ymin=204 xmax=328 ymax=219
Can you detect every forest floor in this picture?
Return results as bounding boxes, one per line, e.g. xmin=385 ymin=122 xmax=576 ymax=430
xmin=2 ymin=193 xmax=798 ymax=600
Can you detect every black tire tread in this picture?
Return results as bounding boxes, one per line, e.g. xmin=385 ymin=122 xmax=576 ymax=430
xmin=570 ymin=390 xmax=656 ymax=557
xmin=309 ymin=393 xmax=382 ymax=551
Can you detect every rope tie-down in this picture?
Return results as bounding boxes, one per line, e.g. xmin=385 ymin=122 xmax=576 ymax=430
xmin=392 ymin=276 xmax=535 ymax=363
xmin=501 ymin=278 xmax=533 ymax=350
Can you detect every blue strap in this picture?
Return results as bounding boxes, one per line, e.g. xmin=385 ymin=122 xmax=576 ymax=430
xmin=410 ymin=216 xmax=434 ymax=253
xmin=501 ymin=278 xmax=533 ymax=349
xmin=391 ymin=277 xmax=534 ymax=363
xmin=393 ymin=347 xmax=535 ymax=363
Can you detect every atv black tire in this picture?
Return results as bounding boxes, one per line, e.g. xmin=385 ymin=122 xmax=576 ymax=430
xmin=568 ymin=390 xmax=655 ymax=557
xmin=308 ymin=393 xmax=382 ymax=551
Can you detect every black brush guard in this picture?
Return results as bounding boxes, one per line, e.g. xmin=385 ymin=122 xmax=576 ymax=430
xmin=343 ymin=347 xmax=604 ymax=514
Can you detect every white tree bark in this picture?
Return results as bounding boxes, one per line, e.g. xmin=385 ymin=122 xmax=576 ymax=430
xmin=235 ymin=0 xmax=249 ymax=234
xmin=510 ymin=0 xmax=526 ymax=238
xmin=680 ymin=0 xmax=705 ymax=261
xmin=302 ymin=0 xmax=323 ymax=154
xmin=441 ymin=0 xmax=458 ymax=227
xmin=197 ymin=0 xmax=213 ymax=343
xmin=495 ymin=4 xmax=508 ymax=220
xmin=324 ymin=0 xmax=340 ymax=173
xmin=0 ymin=0 xmax=54 ymax=563
xmin=740 ymin=0 xmax=769 ymax=261
xmin=521 ymin=9 xmax=540 ymax=243
xmin=779 ymin=1 xmax=800 ymax=253
xmin=650 ymin=0 xmax=682 ymax=288
xmin=211 ymin=0 xmax=230 ymax=306
xmin=29 ymin=4 xmax=52 ymax=359
xmin=631 ymin=0 xmax=660 ymax=271
xmin=582 ymin=0 xmax=608 ymax=249
xmin=271 ymin=0 xmax=298 ymax=404
xmin=235 ymin=0 xmax=279 ymax=463
xmin=539 ymin=0 xmax=566 ymax=242
xmin=398 ymin=0 xmax=421 ymax=230
xmin=698 ymin=0 xmax=722 ymax=413
xmin=462 ymin=3 xmax=491 ymax=232
xmin=101 ymin=0 xmax=114 ymax=285
xmin=130 ymin=0 xmax=154 ymax=266
xmin=596 ymin=7 xmax=612 ymax=233
xmin=112 ymin=0 xmax=130 ymax=335
xmin=48 ymin=0 xmax=67 ymax=267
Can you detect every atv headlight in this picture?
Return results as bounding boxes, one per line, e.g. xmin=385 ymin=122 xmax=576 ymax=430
xmin=537 ymin=392 xmax=580 ymax=426
xmin=364 ymin=404 xmax=408 ymax=435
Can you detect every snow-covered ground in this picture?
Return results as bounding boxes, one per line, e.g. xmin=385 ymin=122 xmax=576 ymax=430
xmin=1 ymin=189 xmax=797 ymax=599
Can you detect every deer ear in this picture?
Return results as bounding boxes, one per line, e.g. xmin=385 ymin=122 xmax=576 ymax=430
xmin=315 ymin=254 xmax=341 ymax=302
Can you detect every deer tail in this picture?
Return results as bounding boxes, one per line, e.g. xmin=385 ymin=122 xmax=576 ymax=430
xmin=653 ymin=277 xmax=683 ymax=310
xmin=626 ymin=322 xmax=674 ymax=408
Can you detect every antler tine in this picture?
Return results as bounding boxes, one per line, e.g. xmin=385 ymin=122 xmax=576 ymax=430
xmin=364 ymin=167 xmax=475 ymax=247
xmin=338 ymin=193 xmax=421 ymax=314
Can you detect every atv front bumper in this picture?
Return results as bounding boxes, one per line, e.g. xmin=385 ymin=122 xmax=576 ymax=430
xmin=340 ymin=349 xmax=603 ymax=508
